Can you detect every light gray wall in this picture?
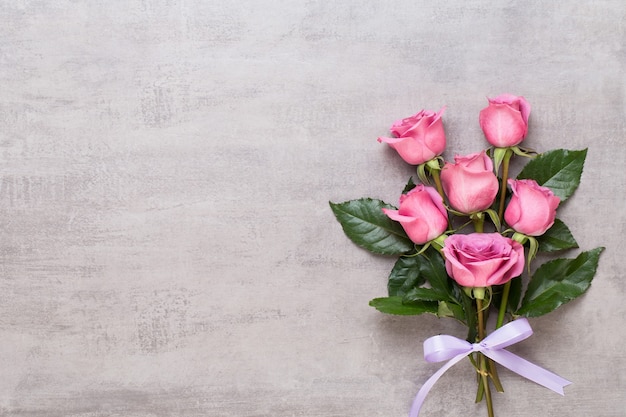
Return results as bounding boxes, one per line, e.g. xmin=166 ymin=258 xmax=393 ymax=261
xmin=1 ymin=1 xmax=624 ymax=416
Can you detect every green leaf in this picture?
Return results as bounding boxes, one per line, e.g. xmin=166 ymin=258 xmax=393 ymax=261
xmin=455 ymin=283 xmax=476 ymax=341
xmin=403 ymin=287 xmax=451 ymax=303
xmin=516 ymin=247 xmax=604 ymax=317
xmin=387 ymin=256 xmax=425 ymax=297
xmin=507 ymin=276 xmax=523 ymax=313
xmin=517 ymin=149 xmax=587 ymax=202
xmin=438 ymin=301 xmax=465 ymax=319
xmin=369 ymin=296 xmax=438 ymax=316
xmin=440 ymin=301 xmax=467 ymax=323
xmin=492 ymin=276 xmax=523 ymax=314
xmin=418 ymin=249 xmax=453 ymax=299
xmin=329 ymin=199 xmax=414 ymax=255
xmin=402 ymin=176 xmax=417 ymax=194
xmin=537 ymin=219 xmax=579 ymax=252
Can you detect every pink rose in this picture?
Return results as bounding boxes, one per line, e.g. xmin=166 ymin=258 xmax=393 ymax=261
xmin=443 ymin=233 xmax=525 ymax=287
xmin=440 ymin=151 xmax=499 ymax=214
xmin=504 ymin=179 xmax=560 ymax=236
xmin=377 ymin=108 xmax=446 ymax=165
xmin=382 ymin=185 xmax=448 ymax=245
xmin=478 ymin=94 xmax=531 ymax=148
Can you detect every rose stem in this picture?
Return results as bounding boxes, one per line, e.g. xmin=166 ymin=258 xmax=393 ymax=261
xmin=476 ymin=297 xmax=495 ymax=417
xmin=495 ymin=281 xmax=511 ymax=329
xmin=428 ymin=166 xmax=452 ymax=230
xmin=472 ymin=216 xmax=484 ymax=233
xmin=472 ymin=216 xmax=487 ymax=399
xmin=471 ymin=284 xmax=503 ymax=393
xmin=497 ymin=148 xmax=513 ymax=222
xmin=495 ymin=148 xmax=513 ymax=330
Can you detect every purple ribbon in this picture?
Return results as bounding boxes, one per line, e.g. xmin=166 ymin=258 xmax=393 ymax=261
xmin=409 ymin=318 xmax=571 ymax=417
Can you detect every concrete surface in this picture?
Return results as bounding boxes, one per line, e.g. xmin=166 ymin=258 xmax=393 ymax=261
xmin=1 ymin=1 xmax=624 ymax=416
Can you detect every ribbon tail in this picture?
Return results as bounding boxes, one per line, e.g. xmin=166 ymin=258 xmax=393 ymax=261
xmin=409 ymin=352 xmax=469 ymax=417
xmin=483 ymin=348 xmax=572 ymax=395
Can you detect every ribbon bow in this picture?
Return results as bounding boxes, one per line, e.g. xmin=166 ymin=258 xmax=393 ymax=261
xmin=409 ymin=318 xmax=571 ymax=417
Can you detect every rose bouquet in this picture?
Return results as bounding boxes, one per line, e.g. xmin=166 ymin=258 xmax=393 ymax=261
xmin=330 ymin=95 xmax=603 ymax=417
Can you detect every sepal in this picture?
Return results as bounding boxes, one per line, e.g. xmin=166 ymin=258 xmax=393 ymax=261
xmin=492 ymin=147 xmax=511 ymax=174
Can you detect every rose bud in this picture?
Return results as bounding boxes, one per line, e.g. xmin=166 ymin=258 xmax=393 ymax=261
xmin=504 ymin=179 xmax=560 ymax=236
xmin=378 ymin=108 xmax=446 ymax=165
xmin=440 ymin=151 xmax=499 ymax=214
xmin=442 ymin=233 xmax=525 ymax=288
xmin=382 ymin=185 xmax=448 ymax=245
xmin=478 ymin=94 xmax=531 ymax=148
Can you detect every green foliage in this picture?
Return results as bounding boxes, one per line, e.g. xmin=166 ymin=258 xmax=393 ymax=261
xmin=438 ymin=301 xmax=464 ymax=320
xmin=455 ymin=283 xmax=478 ymax=341
xmin=372 ymin=248 xmax=477 ymax=334
xmin=329 ymin=198 xmax=414 ymax=255
xmin=402 ymin=176 xmax=417 ymax=194
xmin=507 ymin=276 xmax=523 ymax=313
xmin=378 ymin=249 xmax=453 ymax=316
xmin=516 ymin=247 xmax=604 ymax=317
xmin=517 ymin=149 xmax=587 ymax=202
xmin=493 ymin=276 xmax=523 ymax=314
xmin=387 ymin=256 xmax=426 ymax=297
xmin=385 ymin=249 xmax=451 ymax=302
xmin=404 ymin=287 xmax=451 ymax=302
xmin=331 ymin=146 xmax=601 ymax=331
xmin=417 ymin=250 xmax=453 ymax=299
xmin=369 ymin=296 xmax=438 ymax=315
xmin=537 ymin=219 xmax=579 ymax=252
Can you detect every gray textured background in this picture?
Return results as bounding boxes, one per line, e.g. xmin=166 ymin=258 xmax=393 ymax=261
xmin=1 ymin=1 xmax=624 ymax=416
